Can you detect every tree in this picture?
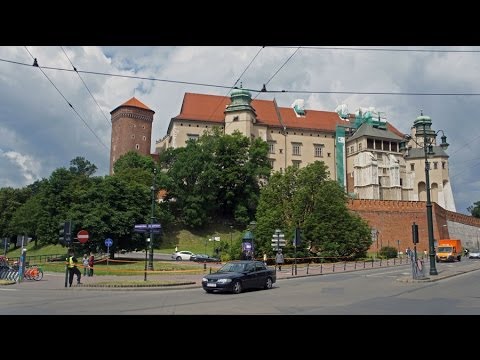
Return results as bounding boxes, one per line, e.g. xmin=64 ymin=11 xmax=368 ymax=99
xmin=468 ymin=201 xmax=480 ymax=218
xmin=158 ymin=128 xmax=270 ymax=228
xmin=69 ymin=156 xmax=97 ymax=177
xmin=254 ymin=161 xmax=372 ymax=260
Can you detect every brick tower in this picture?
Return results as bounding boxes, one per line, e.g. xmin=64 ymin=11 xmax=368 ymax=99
xmin=109 ymin=97 xmax=155 ymax=174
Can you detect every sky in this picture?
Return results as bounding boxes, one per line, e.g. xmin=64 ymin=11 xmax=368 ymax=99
xmin=0 ymin=46 xmax=479 ymax=215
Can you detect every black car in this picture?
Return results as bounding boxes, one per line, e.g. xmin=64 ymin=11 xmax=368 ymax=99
xmin=190 ymin=254 xmax=220 ymax=263
xmin=202 ymin=260 xmax=276 ymax=294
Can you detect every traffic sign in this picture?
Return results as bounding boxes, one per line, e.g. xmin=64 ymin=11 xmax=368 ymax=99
xmin=105 ymin=238 xmax=113 ymax=247
xmin=77 ymin=230 xmax=89 ymax=244
xmin=133 ymin=224 xmax=162 ymax=233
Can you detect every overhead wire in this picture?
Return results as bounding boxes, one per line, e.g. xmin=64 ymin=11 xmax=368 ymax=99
xmin=268 ymin=46 xmax=480 ymax=53
xmin=205 ymin=46 xmax=265 ymax=125
xmin=23 ymin=47 xmax=109 ymax=151
xmin=60 ymin=46 xmax=111 ymax=127
xmin=253 ymin=46 xmax=301 ymax=100
xmin=4 ymin=55 xmax=480 ymax=96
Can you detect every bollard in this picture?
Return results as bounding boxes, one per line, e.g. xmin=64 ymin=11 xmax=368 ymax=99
xmin=344 ymin=261 xmax=347 ymax=271
xmin=306 ymin=263 xmax=309 ymax=274
xmin=333 ymin=263 xmax=335 ymax=272
xmin=320 ymin=263 xmax=322 ymax=274
xmin=354 ymin=261 xmax=357 ymax=270
xmin=209 ymin=267 xmax=212 ymax=274
xmin=203 ymin=261 xmax=206 ymax=270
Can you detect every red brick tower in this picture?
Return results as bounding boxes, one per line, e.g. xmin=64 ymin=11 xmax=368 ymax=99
xmin=109 ymin=97 xmax=155 ymax=174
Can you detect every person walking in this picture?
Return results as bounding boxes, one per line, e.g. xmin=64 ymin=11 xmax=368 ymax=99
xmin=82 ymin=254 xmax=89 ymax=277
xmin=88 ymin=252 xmax=94 ymax=277
xmin=275 ymin=250 xmax=284 ymax=271
xmin=263 ymin=253 xmax=268 ymax=265
xmin=66 ymin=250 xmax=81 ymax=287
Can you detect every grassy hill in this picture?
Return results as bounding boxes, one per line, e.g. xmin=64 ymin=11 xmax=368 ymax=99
xmin=4 ymin=223 xmax=244 ymax=259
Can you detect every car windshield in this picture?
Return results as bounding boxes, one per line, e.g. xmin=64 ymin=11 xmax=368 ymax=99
xmin=438 ymin=246 xmax=453 ymax=252
xmin=218 ymin=262 xmax=246 ymax=273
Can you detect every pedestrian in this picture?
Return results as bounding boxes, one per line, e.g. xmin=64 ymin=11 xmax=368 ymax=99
xmin=263 ymin=253 xmax=267 ymax=265
xmin=275 ymin=250 xmax=284 ymax=271
xmin=82 ymin=254 xmax=89 ymax=277
xmin=66 ymin=250 xmax=81 ymax=287
xmin=175 ymin=245 xmax=178 ymax=252
xmin=406 ymin=247 xmax=412 ymax=259
xmin=423 ymin=249 xmax=428 ymax=258
xmin=88 ymin=252 xmax=94 ymax=277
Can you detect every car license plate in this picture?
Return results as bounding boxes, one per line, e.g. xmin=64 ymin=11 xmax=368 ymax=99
xmin=207 ymin=283 xmax=216 ymax=287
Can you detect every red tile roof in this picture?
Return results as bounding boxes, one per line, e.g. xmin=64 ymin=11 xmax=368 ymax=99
xmin=174 ymin=93 xmax=358 ymax=132
xmin=112 ymin=97 xmax=155 ymax=114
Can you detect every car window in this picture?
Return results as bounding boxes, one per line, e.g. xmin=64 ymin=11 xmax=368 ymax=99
xmin=245 ymin=263 xmax=255 ymax=272
xmin=255 ymin=262 xmax=266 ymax=271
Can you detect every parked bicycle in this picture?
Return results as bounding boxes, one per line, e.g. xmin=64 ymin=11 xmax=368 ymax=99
xmin=23 ymin=264 xmax=43 ymax=281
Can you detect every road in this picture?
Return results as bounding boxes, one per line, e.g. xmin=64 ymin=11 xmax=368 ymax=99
xmin=1 ymin=260 xmax=480 ymax=314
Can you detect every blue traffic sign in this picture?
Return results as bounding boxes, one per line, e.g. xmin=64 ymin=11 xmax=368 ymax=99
xmin=133 ymin=224 xmax=162 ymax=233
xmin=105 ymin=238 xmax=113 ymax=247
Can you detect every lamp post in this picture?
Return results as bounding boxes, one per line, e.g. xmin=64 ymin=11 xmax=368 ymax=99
xmin=249 ymin=221 xmax=256 ymax=260
xmin=400 ymin=111 xmax=449 ymax=276
xmin=230 ymin=225 xmax=233 ymax=249
xmin=149 ymin=168 xmax=157 ymax=271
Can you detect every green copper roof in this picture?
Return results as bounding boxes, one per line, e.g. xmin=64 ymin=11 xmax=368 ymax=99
xmin=225 ymin=85 xmax=255 ymax=113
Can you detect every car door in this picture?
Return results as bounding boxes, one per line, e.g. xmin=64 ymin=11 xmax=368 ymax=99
xmin=254 ymin=262 xmax=268 ymax=288
xmin=242 ymin=262 xmax=257 ymax=290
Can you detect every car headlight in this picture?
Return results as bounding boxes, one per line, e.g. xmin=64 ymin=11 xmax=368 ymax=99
xmin=202 ymin=277 xmax=208 ymax=282
xmin=216 ymin=278 xmax=232 ymax=284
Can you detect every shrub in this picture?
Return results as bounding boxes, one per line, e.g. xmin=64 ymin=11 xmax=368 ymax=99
xmin=379 ymin=246 xmax=398 ymax=259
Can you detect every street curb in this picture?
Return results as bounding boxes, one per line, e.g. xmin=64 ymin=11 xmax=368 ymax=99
xmin=396 ymin=266 xmax=480 ymax=283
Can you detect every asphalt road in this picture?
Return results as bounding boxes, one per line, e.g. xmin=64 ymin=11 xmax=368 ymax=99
xmin=2 ymin=260 xmax=480 ymax=314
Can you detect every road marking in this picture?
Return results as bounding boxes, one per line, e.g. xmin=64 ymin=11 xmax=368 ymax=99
xmin=0 ymin=288 xmax=17 ymax=291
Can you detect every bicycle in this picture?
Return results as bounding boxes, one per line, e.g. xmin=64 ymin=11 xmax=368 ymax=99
xmin=23 ymin=264 xmax=43 ymax=281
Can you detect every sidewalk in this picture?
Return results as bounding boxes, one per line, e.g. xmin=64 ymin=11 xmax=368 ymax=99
xmin=5 ymin=259 xmax=480 ymax=290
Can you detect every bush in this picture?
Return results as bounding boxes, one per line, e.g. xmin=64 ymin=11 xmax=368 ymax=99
xmin=379 ymin=246 xmax=398 ymax=259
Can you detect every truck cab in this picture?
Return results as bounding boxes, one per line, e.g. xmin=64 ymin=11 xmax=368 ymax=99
xmin=436 ymin=239 xmax=462 ymax=262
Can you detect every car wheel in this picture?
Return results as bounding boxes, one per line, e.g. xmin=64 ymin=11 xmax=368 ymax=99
xmin=264 ymin=277 xmax=273 ymax=290
xmin=176 ymin=256 xmax=182 ymax=261
xmin=205 ymin=289 xmax=213 ymax=294
xmin=232 ymin=280 xmax=242 ymax=294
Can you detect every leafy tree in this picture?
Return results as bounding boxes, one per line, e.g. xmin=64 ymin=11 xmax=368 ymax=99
xmin=159 ymin=128 xmax=270 ymax=228
xmin=468 ymin=201 xmax=480 ymax=218
xmin=113 ymin=151 xmax=156 ymax=187
xmin=69 ymin=156 xmax=97 ymax=177
xmin=254 ymin=161 xmax=372 ymax=260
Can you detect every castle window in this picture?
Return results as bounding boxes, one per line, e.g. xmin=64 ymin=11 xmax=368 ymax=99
xmin=142 ymin=125 xmax=145 ymax=129
xmin=433 ymin=162 xmax=438 ymax=170
xmin=131 ymin=135 xmax=135 ymax=139
xmin=135 ymin=144 xmax=140 ymax=150
xmin=410 ymin=163 xmax=415 ymax=171
xmin=187 ymin=134 xmax=199 ymax=141
xmin=142 ymin=136 xmax=146 ymax=141
xmin=367 ymin=138 xmax=374 ymax=149
xmin=314 ymin=144 xmax=323 ymax=157
xmin=268 ymin=142 xmax=275 ymax=154
xmin=350 ymin=145 xmax=354 ymax=153
xmin=268 ymin=159 xmax=274 ymax=168
xmin=292 ymin=160 xmax=301 ymax=169
xmin=358 ymin=143 xmax=362 ymax=151
xmin=442 ymin=162 xmax=446 ymax=169
xmin=292 ymin=143 xmax=302 ymax=156
xmin=279 ymin=149 xmax=283 ymax=154
xmin=391 ymin=142 xmax=398 ymax=152
xmin=233 ymin=116 xmax=239 ymax=121
xmin=327 ymin=153 xmax=331 ymax=157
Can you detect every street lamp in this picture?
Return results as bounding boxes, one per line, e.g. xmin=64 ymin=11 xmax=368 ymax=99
xmin=400 ymin=111 xmax=449 ymax=276
xmin=249 ymin=221 xmax=256 ymax=260
xmin=149 ymin=167 xmax=157 ymax=271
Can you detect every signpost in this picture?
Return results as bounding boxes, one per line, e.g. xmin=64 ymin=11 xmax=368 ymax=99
xmin=105 ymin=238 xmax=113 ymax=266
xmin=77 ymin=230 xmax=89 ymax=244
xmin=133 ymin=224 xmax=161 ymax=233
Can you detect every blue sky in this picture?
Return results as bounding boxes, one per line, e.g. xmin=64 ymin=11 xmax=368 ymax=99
xmin=0 ymin=46 xmax=479 ymax=215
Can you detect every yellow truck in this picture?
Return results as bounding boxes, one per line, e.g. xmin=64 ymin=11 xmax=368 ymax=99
xmin=436 ymin=239 xmax=462 ymax=262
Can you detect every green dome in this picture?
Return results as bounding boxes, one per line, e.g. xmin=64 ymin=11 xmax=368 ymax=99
xmin=230 ymin=87 xmax=252 ymax=99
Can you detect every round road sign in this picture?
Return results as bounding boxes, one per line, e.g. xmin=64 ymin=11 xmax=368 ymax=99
xmin=105 ymin=238 xmax=113 ymax=247
xmin=77 ymin=230 xmax=89 ymax=244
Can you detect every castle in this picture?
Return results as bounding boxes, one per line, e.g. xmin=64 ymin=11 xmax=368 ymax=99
xmin=109 ymin=91 xmax=480 ymax=254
